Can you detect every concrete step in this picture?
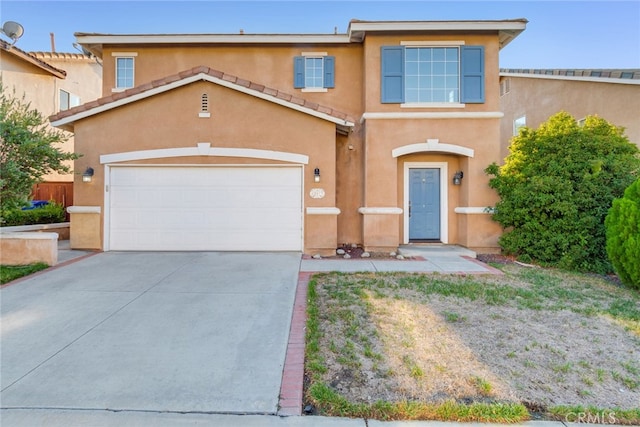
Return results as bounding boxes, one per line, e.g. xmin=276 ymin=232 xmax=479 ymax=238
xmin=398 ymin=244 xmax=477 ymax=258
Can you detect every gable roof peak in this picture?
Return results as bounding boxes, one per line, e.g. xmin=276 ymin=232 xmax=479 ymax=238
xmin=50 ymin=65 xmax=355 ymax=131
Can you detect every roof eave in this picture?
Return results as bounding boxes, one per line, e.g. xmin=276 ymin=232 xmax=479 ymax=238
xmin=348 ymin=19 xmax=528 ymax=48
xmin=75 ymin=33 xmax=352 ymax=59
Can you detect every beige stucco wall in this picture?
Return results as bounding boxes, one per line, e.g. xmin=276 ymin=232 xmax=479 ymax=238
xmin=0 ymin=232 xmax=58 ymax=266
xmin=71 ymin=81 xmax=340 ymax=253
xmin=67 ymin=28 xmax=510 ymax=253
xmin=500 ymin=76 xmax=640 ymax=160
xmin=356 ymin=32 xmax=504 ymax=251
xmin=1 ymin=52 xmax=102 ymax=182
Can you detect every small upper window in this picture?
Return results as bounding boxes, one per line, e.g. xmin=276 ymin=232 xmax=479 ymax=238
xmin=116 ymin=57 xmax=135 ymax=89
xmin=112 ymin=52 xmax=137 ymax=91
xmin=293 ymin=54 xmax=335 ymax=91
xmin=304 ymin=57 xmax=324 ymax=89
xmin=59 ymin=89 xmax=80 ymax=111
xmin=500 ymin=78 xmax=510 ymax=96
xmin=513 ymin=116 xmax=526 ymax=136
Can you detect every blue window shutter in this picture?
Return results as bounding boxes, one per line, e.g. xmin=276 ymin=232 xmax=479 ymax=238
xmin=381 ymin=46 xmax=404 ymax=103
xmin=461 ymin=46 xmax=485 ymax=103
xmin=323 ymin=56 xmax=335 ymax=88
xmin=293 ymin=56 xmax=305 ymax=88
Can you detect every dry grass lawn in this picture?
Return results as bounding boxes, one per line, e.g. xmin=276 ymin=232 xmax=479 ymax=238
xmin=304 ymin=262 xmax=640 ymax=422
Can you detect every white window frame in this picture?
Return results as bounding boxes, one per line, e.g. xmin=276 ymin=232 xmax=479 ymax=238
xmin=300 ymin=51 xmax=328 ymax=93
xmin=513 ymin=115 xmax=526 ymax=136
xmin=59 ymin=89 xmax=81 ymax=111
xmin=112 ymin=52 xmax=138 ymax=92
xmin=400 ymin=40 xmax=465 ymax=107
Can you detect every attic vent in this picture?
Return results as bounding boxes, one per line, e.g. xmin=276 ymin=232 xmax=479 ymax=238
xmin=199 ymin=93 xmax=211 ymax=118
xmin=201 ymin=93 xmax=209 ymax=112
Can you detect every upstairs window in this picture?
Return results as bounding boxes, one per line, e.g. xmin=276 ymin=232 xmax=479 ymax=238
xmin=405 ymin=47 xmax=460 ymax=103
xmin=381 ymin=45 xmax=485 ymax=104
xmin=116 ymin=57 xmax=134 ymax=89
xmin=59 ymin=89 xmax=80 ymax=111
xmin=112 ymin=52 xmax=137 ymax=90
xmin=293 ymin=53 xmax=335 ymax=91
xmin=513 ymin=115 xmax=526 ymax=135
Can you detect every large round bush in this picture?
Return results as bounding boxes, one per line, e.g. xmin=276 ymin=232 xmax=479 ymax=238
xmin=486 ymin=112 xmax=640 ymax=273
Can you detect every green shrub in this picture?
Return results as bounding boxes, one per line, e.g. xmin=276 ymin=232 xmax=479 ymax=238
xmin=485 ymin=112 xmax=640 ymax=274
xmin=0 ymin=201 xmax=66 ymax=226
xmin=605 ymin=179 xmax=640 ymax=289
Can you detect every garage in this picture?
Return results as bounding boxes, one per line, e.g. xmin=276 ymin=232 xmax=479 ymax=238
xmin=107 ymin=166 xmax=303 ymax=251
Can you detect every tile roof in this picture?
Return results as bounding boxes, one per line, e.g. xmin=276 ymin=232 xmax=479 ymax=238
xmin=30 ymin=51 xmax=94 ymax=61
xmin=49 ymin=65 xmax=356 ymax=128
xmin=500 ymin=68 xmax=640 ymax=80
xmin=0 ymin=40 xmax=67 ymax=78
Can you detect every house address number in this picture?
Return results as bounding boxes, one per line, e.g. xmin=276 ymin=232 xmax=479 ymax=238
xmin=310 ymin=188 xmax=325 ymax=199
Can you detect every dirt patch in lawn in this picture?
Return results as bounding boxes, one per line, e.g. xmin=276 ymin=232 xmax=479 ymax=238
xmin=307 ymin=264 xmax=640 ymax=417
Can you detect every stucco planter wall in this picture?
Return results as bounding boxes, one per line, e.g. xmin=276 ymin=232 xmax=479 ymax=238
xmin=0 ymin=222 xmax=70 ymax=240
xmin=0 ymin=232 xmax=59 ymax=266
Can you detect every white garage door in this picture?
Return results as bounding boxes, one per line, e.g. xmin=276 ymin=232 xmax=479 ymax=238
xmin=108 ymin=166 xmax=303 ymax=251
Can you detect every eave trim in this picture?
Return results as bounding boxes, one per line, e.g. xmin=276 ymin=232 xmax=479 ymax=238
xmin=100 ymin=143 xmax=309 ymax=165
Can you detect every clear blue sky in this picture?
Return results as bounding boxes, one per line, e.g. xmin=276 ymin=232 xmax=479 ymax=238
xmin=2 ymin=0 xmax=639 ymax=69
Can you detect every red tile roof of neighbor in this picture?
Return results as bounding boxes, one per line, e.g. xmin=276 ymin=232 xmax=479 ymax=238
xmin=1 ymin=40 xmax=67 ymax=78
xmin=49 ymin=65 xmax=356 ymax=126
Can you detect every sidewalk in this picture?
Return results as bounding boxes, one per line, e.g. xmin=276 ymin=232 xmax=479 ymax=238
xmin=0 ymin=409 xmax=575 ymax=426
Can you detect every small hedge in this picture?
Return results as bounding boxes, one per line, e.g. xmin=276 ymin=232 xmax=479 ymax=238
xmin=606 ymin=179 xmax=640 ymax=289
xmin=0 ymin=202 xmax=66 ymax=227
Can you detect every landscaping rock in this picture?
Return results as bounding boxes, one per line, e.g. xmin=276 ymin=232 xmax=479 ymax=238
xmin=361 ymin=252 xmax=371 ymax=258
xmin=337 ymin=249 xmax=346 ymax=255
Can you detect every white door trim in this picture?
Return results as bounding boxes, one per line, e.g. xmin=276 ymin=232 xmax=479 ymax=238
xmin=403 ymin=162 xmax=448 ymax=244
xmin=103 ymin=164 xmax=304 ymax=251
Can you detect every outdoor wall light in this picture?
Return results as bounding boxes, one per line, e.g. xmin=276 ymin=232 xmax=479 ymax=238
xmin=453 ymin=171 xmax=464 ymax=185
xmin=314 ymin=167 xmax=321 ymax=183
xmin=82 ymin=167 xmax=94 ymax=183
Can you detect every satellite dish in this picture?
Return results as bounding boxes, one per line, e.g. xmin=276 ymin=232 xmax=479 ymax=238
xmin=1 ymin=21 xmax=24 ymax=46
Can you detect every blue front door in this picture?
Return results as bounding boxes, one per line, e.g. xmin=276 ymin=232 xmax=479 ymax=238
xmin=409 ymin=168 xmax=440 ymax=240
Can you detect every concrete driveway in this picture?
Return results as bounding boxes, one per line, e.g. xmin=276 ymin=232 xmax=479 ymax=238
xmin=1 ymin=251 xmax=301 ymax=415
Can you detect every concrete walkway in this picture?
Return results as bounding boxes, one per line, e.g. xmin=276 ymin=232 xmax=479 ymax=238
xmin=300 ymin=244 xmax=501 ymax=274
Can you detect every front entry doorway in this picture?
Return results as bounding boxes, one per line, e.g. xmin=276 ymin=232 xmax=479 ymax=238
xmin=408 ymin=168 xmax=441 ymax=241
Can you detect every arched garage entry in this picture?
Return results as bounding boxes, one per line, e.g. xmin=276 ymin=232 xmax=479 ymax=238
xmin=102 ymin=144 xmax=308 ymax=251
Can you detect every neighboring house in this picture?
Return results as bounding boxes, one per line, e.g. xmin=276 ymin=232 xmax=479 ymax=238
xmin=500 ymin=68 xmax=640 ymax=159
xmin=0 ymin=40 xmax=102 ymax=209
xmin=50 ymin=19 xmax=527 ymax=255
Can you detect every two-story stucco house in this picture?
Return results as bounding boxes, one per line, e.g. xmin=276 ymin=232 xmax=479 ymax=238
xmin=1 ymin=41 xmax=102 ymax=210
xmin=500 ymin=68 xmax=640 ymax=160
xmin=50 ymin=19 xmax=527 ymax=255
